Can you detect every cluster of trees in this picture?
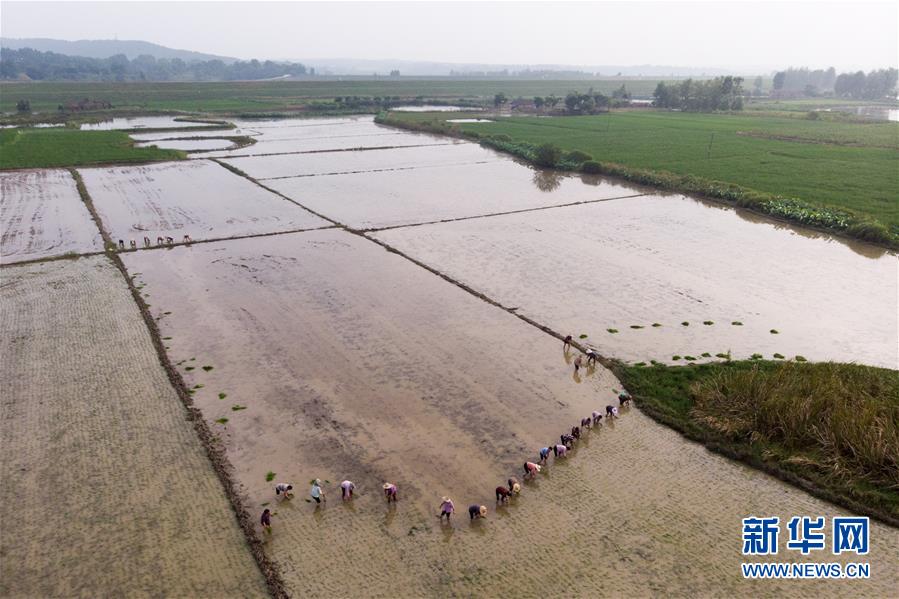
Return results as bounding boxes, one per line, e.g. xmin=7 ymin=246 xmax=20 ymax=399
xmin=0 ymin=47 xmax=311 ymax=81
xmin=652 ymin=76 xmax=744 ymax=111
xmin=773 ymin=66 xmax=897 ymax=99
xmin=335 ymin=95 xmax=402 ymax=108
xmin=495 ymin=85 xmax=631 ymax=114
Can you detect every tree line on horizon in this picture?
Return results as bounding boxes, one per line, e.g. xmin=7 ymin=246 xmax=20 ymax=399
xmin=0 ymin=47 xmax=311 ymax=82
xmin=652 ymin=76 xmax=745 ymax=111
xmin=773 ymin=67 xmax=897 ymax=100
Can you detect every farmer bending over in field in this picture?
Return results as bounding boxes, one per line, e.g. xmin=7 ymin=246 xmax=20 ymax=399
xmin=507 ymin=477 xmax=521 ymax=495
xmin=438 ymin=497 xmax=455 ymax=522
xmin=310 ymin=479 xmax=325 ymax=504
xmin=340 ymin=480 xmax=356 ymax=500
xmin=261 ymin=508 xmax=272 ymax=534
xmin=574 ymin=355 xmax=583 ymax=374
xmin=383 ymin=482 xmax=398 ymax=502
xmin=524 ymin=462 xmax=541 ymax=479
xmin=563 ymin=335 xmax=572 ymax=351
xmin=275 ymin=482 xmax=293 ymax=499
xmin=539 ymin=446 xmax=551 ymax=464
xmin=469 ymin=505 xmax=488 ymax=520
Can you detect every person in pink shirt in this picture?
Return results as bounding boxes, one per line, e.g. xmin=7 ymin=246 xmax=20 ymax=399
xmin=438 ymin=497 xmax=455 ymax=522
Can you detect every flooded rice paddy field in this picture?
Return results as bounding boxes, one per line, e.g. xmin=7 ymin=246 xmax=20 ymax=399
xmin=78 ymin=160 xmax=329 ymax=243
xmin=136 ymin=138 xmax=237 ymax=152
xmin=122 ymin=229 xmax=621 ymax=516
xmin=269 ymin=160 xmax=645 ymax=230
xmin=1 ymin=169 xmax=103 ymax=263
xmin=0 ymin=256 xmax=267 ymax=597
xmin=6 ymin=115 xmax=898 ymax=596
xmin=80 ymin=115 xmax=212 ymax=130
xmin=203 ymin=131 xmax=461 ymax=158
xmin=375 ymin=195 xmax=898 ymax=368
xmin=221 ymin=143 xmax=503 ymax=180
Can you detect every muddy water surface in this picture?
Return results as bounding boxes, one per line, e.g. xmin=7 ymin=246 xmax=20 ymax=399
xmin=80 ymin=116 xmax=213 ymax=130
xmin=269 ymin=161 xmax=645 ymax=229
xmin=374 ymin=195 xmax=898 ymax=367
xmin=1 ymin=169 xmax=103 ymax=263
xmin=136 ymin=138 xmax=236 ymax=151
xmin=123 ymin=228 xmax=621 ymax=517
xmin=79 ymin=160 xmax=329 ymax=243
xmin=223 ymin=143 xmax=502 ymax=180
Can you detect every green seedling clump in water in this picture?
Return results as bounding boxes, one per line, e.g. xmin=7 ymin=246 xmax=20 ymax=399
xmin=194 ymin=384 xmax=204 ymax=389
xmin=162 ymin=336 xmax=171 ymax=340
xmin=232 ymin=405 xmax=246 ymax=411
xmin=732 ymin=321 xmax=743 ymax=326
xmin=672 ymin=355 xmax=682 ymax=361
xmin=607 ymin=328 xmax=619 ymax=334
xmin=700 ymin=352 xmax=711 ymax=358
xmin=703 ymin=321 xmax=714 ymax=326
xmin=202 ymin=365 xmax=214 ymax=372
xmin=652 ymin=323 xmax=662 ymax=327
xmin=215 ymin=417 xmax=228 ymax=425
xmin=650 ymin=359 xmax=660 ymax=365
xmin=773 ymin=353 xmax=785 ymax=359
xmin=681 ymin=321 xmax=690 ymax=326
xmin=630 ymin=325 xmax=644 ymax=329
xmin=266 ymin=471 xmax=276 ymax=482
xmin=634 ymin=362 xmax=647 ymax=367
xmin=795 ymin=355 xmax=808 ymax=362
xmin=751 ymin=353 xmax=764 ymax=360
xmin=684 ymin=356 xmax=697 ymax=361
xmin=770 ymin=329 xmax=780 ymax=334
xmin=218 ymin=392 xmax=227 ymax=400
xmin=579 ymin=334 xmax=588 ymax=339
xmin=185 ymin=366 xmax=195 ymax=371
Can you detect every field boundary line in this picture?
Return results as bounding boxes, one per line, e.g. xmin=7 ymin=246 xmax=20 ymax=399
xmin=257 ymin=159 xmax=502 ymax=181
xmin=196 ymin=141 xmax=468 ymax=161
xmin=362 ymin=193 xmax=648 ymax=232
xmin=69 ymin=168 xmax=289 ymax=599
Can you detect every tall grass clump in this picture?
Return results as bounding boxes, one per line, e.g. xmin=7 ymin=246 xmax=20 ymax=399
xmin=691 ymin=362 xmax=899 ymax=505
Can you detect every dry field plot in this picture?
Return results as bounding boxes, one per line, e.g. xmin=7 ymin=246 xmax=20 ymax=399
xmin=222 ymin=143 xmax=502 ymax=181
xmin=375 ymin=195 xmax=898 ymax=368
xmin=269 ymin=160 xmax=645 ymax=229
xmin=79 ymin=159 xmax=329 ymax=243
xmin=0 ymin=256 xmax=267 ymax=597
xmin=1 ymin=169 xmax=102 ymax=263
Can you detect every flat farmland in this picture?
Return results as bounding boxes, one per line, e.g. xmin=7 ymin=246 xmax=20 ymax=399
xmin=1 ymin=168 xmax=103 ymax=263
xmin=374 ymin=195 xmax=898 ymax=368
xmin=120 ymin=228 xmax=899 ymax=596
xmin=268 ymin=160 xmax=646 ymax=229
xmin=78 ymin=159 xmax=329 ymax=243
xmin=122 ymin=228 xmax=620 ymax=514
xmin=0 ymin=256 xmax=267 ymax=597
xmin=203 ymin=131 xmax=459 ymax=158
xmin=222 ymin=143 xmax=502 ymax=180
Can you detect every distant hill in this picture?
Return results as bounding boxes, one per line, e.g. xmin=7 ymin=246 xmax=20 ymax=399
xmin=0 ymin=38 xmax=236 ymax=63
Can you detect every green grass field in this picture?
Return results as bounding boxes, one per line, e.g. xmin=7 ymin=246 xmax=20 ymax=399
xmin=615 ymin=360 xmax=899 ymax=524
xmin=0 ymin=78 xmax=669 ymax=114
xmin=411 ymin=111 xmax=899 ymax=231
xmin=0 ymin=128 xmax=184 ymax=169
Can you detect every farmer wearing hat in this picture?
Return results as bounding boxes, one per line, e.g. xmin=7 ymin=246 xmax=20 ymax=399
xmin=382 ymin=482 xmax=398 ymax=503
xmin=468 ymin=504 xmax=488 ymax=520
xmin=438 ymin=497 xmax=454 ymax=522
xmin=310 ymin=479 xmax=326 ymax=504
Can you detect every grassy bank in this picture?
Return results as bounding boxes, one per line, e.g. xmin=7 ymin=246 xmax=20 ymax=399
xmin=614 ymin=360 xmax=899 ymax=525
xmin=0 ymin=128 xmax=184 ymax=169
xmin=378 ymin=110 xmax=899 ymax=248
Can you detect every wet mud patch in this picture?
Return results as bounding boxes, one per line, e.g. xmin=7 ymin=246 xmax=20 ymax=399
xmin=1 ymin=169 xmax=103 ymax=263
xmin=374 ymin=195 xmax=897 ymax=367
xmin=269 ymin=159 xmax=645 ymax=229
xmin=78 ymin=159 xmax=329 ymax=244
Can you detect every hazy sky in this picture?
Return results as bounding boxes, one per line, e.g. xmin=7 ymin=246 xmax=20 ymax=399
xmin=2 ymin=1 xmax=897 ymax=71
